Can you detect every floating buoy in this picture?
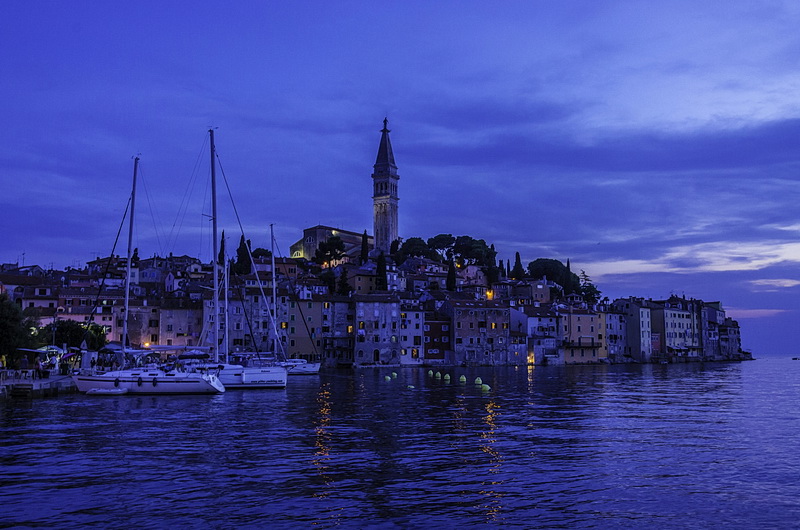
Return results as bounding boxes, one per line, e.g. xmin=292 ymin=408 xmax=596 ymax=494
xmin=385 ymin=375 xmax=392 ymax=382
xmin=481 ymin=384 xmax=491 ymax=392
xmin=391 ymin=372 xmax=398 ymax=378
xmin=443 ymin=374 xmax=451 ymax=381
xmin=428 ymin=370 xmax=434 ymax=377
xmin=459 ymin=375 xmax=467 ymax=383
xmin=407 ymin=385 xmax=415 ymax=389
xmin=474 ymin=377 xmax=483 ymax=385
xmin=435 ymin=371 xmax=442 ymax=379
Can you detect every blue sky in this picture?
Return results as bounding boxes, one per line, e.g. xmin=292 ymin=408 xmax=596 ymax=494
xmin=2 ymin=2 xmax=799 ymax=354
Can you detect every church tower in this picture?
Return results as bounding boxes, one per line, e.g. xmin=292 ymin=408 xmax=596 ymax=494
xmin=372 ymin=118 xmax=399 ymax=254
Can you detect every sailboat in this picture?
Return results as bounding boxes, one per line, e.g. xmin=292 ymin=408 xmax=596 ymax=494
xmin=72 ymin=156 xmax=225 ymax=395
xmin=193 ymin=129 xmax=288 ymax=389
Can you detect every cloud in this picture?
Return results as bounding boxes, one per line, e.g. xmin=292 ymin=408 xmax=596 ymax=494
xmin=748 ymin=279 xmax=800 ymax=291
xmin=726 ymin=308 xmax=791 ymax=319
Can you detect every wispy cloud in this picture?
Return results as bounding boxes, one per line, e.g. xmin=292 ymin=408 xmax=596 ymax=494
xmin=748 ymin=279 xmax=800 ymax=291
xmin=726 ymin=308 xmax=791 ymax=319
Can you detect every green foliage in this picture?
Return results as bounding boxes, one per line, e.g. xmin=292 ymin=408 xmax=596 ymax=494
xmin=319 ymin=269 xmax=336 ymax=292
xmin=251 ymin=247 xmax=271 ymax=259
xmin=375 ymin=252 xmax=388 ymax=290
xmin=396 ymin=237 xmax=436 ymax=264
xmin=527 ymin=258 xmax=580 ymax=294
xmin=361 ymin=230 xmax=370 ymax=265
xmin=511 ymin=252 xmax=526 ymax=280
xmin=313 ymin=235 xmax=346 ymax=266
xmin=336 ymin=269 xmax=353 ymax=295
xmin=446 ymin=260 xmax=457 ymax=291
xmin=578 ymin=270 xmax=602 ymax=305
xmin=233 ymin=235 xmax=252 ymax=275
xmin=427 ymin=233 xmax=454 ymax=261
xmin=0 ymin=294 xmax=30 ymax=360
xmin=38 ymin=320 xmax=107 ymax=350
xmin=452 ymin=235 xmax=493 ymax=267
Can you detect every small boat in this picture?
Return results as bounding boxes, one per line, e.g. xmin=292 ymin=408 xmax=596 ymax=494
xmin=279 ymin=358 xmax=321 ymax=375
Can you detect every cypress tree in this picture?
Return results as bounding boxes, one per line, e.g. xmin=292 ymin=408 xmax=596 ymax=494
xmin=511 ymin=252 xmax=526 ymax=279
xmin=360 ymin=230 xmax=369 ymax=265
xmin=376 ymin=252 xmax=388 ymax=290
xmin=446 ymin=259 xmax=457 ymax=291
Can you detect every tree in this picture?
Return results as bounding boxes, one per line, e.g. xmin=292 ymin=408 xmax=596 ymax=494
xmin=396 ymin=237 xmax=434 ymax=264
xmin=527 ymin=258 xmax=580 ymax=295
xmin=375 ymin=252 xmax=388 ymax=290
xmin=319 ymin=269 xmax=336 ymax=292
xmin=39 ymin=320 xmax=107 ymax=350
xmin=0 ymin=294 xmax=32 ymax=365
xmin=251 ymin=247 xmax=271 ymax=259
xmin=486 ymin=244 xmax=500 ymax=284
xmin=218 ymin=230 xmax=226 ymax=266
xmin=427 ymin=233 xmax=455 ymax=261
xmin=446 ymin=259 xmax=457 ymax=291
xmin=578 ymin=269 xmax=602 ymax=305
xmin=360 ymin=230 xmax=369 ymax=265
xmin=233 ymin=235 xmax=252 ymax=275
xmin=511 ymin=252 xmax=526 ymax=280
xmin=337 ymin=269 xmax=353 ymax=295
xmin=452 ymin=235 xmax=492 ymax=267
xmin=313 ymin=235 xmax=345 ymax=267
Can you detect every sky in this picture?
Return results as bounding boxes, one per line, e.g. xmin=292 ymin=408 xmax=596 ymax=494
xmin=2 ymin=2 xmax=799 ymax=355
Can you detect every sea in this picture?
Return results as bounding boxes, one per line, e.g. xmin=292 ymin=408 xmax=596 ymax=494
xmin=2 ymin=355 xmax=800 ymax=529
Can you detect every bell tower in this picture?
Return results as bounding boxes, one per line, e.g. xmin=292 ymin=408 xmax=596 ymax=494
xmin=372 ymin=118 xmax=399 ymax=254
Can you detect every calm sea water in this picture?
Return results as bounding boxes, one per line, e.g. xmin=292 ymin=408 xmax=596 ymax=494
xmin=2 ymin=356 xmax=800 ymax=529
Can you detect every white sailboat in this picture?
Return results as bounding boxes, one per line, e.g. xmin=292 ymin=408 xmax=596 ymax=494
xmin=200 ymin=129 xmax=287 ymax=389
xmin=72 ymin=156 xmax=225 ymax=395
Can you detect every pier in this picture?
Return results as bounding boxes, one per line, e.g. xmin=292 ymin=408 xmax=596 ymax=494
xmin=0 ymin=370 xmax=77 ymax=399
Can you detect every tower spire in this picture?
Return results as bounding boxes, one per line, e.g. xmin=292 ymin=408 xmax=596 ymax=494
xmin=374 ymin=117 xmax=397 ymax=171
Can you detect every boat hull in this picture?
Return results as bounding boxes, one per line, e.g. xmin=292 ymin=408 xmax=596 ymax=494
xmin=218 ymin=365 xmax=288 ymax=389
xmin=73 ymin=370 xmax=225 ymax=394
xmin=283 ymin=361 xmax=321 ymax=375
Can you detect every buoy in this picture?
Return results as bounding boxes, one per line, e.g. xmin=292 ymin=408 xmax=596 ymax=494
xmin=443 ymin=374 xmax=451 ymax=381
xmin=481 ymin=384 xmax=491 ymax=392
xmin=459 ymin=375 xmax=467 ymax=383
xmin=391 ymin=372 xmax=398 ymax=378
xmin=474 ymin=377 xmax=483 ymax=385
xmin=435 ymin=371 xmax=442 ymax=379
xmin=428 ymin=370 xmax=434 ymax=377
xmin=407 ymin=385 xmax=415 ymax=389
xmin=384 ymin=375 xmax=391 ymax=382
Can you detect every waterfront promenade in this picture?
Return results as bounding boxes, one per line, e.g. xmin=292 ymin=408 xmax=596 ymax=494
xmin=0 ymin=370 xmax=76 ymax=399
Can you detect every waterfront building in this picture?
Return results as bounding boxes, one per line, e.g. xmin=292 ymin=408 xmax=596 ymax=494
xmin=649 ymin=296 xmax=702 ymax=361
xmin=445 ymin=300 xmax=511 ymax=366
xmin=612 ymin=297 xmax=653 ymax=363
xmin=353 ymin=293 xmax=403 ymax=365
xmin=556 ymin=304 xmax=604 ymax=364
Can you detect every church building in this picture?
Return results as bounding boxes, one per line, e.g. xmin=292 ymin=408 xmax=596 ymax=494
xmin=291 ymin=118 xmax=400 ymax=261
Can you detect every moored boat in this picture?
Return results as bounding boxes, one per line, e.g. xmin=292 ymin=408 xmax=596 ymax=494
xmin=74 ymin=367 xmax=224 ymax=395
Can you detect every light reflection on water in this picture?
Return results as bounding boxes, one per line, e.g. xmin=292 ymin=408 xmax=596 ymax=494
xmin=3 ymin=357 xmax=800 ymax=529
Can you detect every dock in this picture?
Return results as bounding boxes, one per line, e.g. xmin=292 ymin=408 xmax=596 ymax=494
xmin=0 ymin=370 xmax=77 ymax=399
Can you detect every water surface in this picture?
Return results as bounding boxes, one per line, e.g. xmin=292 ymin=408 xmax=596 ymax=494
xmin=3 ymin=357 xmax=800 ymax=528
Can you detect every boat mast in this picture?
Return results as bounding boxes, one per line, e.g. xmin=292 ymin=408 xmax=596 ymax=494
xmin=270 ymin=224 xmax=282 ymax=358
xmin=123 ymin=156 xmax=139 ymax=349
xmin=210 ymin=129 xmax=220 ymax=362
